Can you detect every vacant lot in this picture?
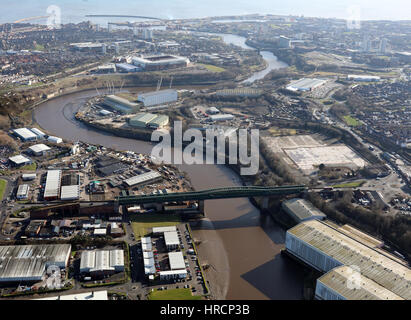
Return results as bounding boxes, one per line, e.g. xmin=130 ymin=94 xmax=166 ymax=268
xmin=197 ymin=64 xmax=226 ymax=73
xmin=0 ymin=179 xmax=7 ymax=200
xmin=130 ymin=214 xmax=181 ymax=238
xmin=148 ymin=288 xmax=202 ymax=300
xmin=343 ymin=115 xmax=362 ymax=127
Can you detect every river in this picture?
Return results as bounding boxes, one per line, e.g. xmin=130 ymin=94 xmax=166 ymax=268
xmin=33 ymin=34 xmax=304 ymax=300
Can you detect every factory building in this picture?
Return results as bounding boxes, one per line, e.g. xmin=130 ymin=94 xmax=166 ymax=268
xmin=215 ymin=88 xmax=263 ymax=98
xmin=168 ymin=252 xmax=185 ymax=270
xmin=130 ymin=113 xmax=170 ymax=129
xmin=159 ymin=269 xmax=187 ymax=281
xmin=0 ymin=244 xmax=71 ymax=283
xmin=347 ymin=75 xmax=381 ymax=82
xmin=209 ymin=114 xmax=235 ymax=122
xmin=22 ymin=173 xmax=36 ymax=181
xmin=80 ymin=249 xmax=124 ymax=277
xmin=16 ymin=184 xmax=30 ymax=200
xmin=60 ymin=185 xmax=80 ymax=201
xmin=35 ymin=290 xmax=108 ymax=300
xmin=44 ymin=170 xmax=62 ymax=201
xmin=124 ymin=171 xmax=162 ymax=188
xmin=285 ymin=220 xmax=411 ymax=300
xmin=13 ymin=128 xmax=38 ymax=142
xmin=282 ymin=198 xmax=326 ymax=223
xmin=164 ymin=231 xmax=180 ymax=250
xmin=315 ymin=266 xmax=403 ymax=300
xmin=47 ymin=136 xmax=63 ymax=144
xmin=206 ymin=107 xmax=220 ymax=115
xmin=137 ymin=89 xmax=178 ymax=107
xmin=30 ymin=128 xmax=46 ymax=140
xmin=286 ymin=78 xmax=327 ymax=92
xmin=152 ymin=226 xmax=177 ymax=235
xmin=132 ymin=55 xmax=189 ymax=71
xmin=9 ymin=155 xmax=32 ymax=167
xmin=103 ymin=95 xmax=139 ymax=114
xmin=28 ymin=144 xmax=51 ymax=156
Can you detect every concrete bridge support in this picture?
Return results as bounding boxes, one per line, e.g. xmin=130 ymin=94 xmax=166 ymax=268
xmin=262 ymin=197 xmax=270 ymax=210
xmin=198 ymin=200 xmax=205 ymax=216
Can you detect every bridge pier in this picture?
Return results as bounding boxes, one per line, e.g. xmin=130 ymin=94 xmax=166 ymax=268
xmin=262 ymin=197 xmax=270 ymax=210
xmin=198 ymin=200 xmax=205 ymax=216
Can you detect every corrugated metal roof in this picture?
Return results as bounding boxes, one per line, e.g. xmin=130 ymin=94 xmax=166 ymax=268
xmin=283 ymin=198 xmax=326 ymax=222
xmin=60 ymin=185 xmax=80 ymax=201
xmin=168 ymin=252 xmax=185 ymax=270
xmin=317 ymin=266 xmax=404 ymax=300
xmin=29 ymin=144 xmax=51 ymax=154
xmin=124 ymin=171 xmax=162 ymax=187
xmin=164 ymin=231 xmax=179 ymax=246
xmin=44 ymin=170 xmax=62 ymax=199
xmin=13 ymin=128 xmax=37 ymax=140
xmin=288 ymin=220 xmax=411 ymax=299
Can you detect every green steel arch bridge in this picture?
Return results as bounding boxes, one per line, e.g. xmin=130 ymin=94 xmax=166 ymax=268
xmin=115 ymin=185 xmax=307 ymax=206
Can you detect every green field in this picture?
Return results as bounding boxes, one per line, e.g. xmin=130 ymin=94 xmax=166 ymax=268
xmin=343 ymin=115 xmax=362 ymax=127
xmin=198 ymin=64 xmax=226 ymax=73
xmin=148 ymin=288 xmax=202 ymax=300
xmin=21 ymin=163 xmax=37 ymax=171
xmin=130 ymin=214 xmax=181 ymax=238
xmin=0 ymin=179 xmax=7 ymax=201
xmin=332 ymin=181 xmax=365 ymax=188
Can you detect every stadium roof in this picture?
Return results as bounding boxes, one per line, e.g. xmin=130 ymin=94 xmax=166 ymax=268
xmin=288 ymin=220 xmax=411 ymax=300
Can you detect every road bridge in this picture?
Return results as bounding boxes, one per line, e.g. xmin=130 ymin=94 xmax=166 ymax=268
xmin=116 ymin=185 xmax=307 ymax=208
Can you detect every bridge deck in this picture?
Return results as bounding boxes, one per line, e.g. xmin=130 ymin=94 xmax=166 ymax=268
xmin=116 ymin=185 xmax=307 ymax=205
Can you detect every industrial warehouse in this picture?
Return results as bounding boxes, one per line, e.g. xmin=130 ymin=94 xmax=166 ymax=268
xmin=0 ymin=244 xmax=71 ymax=283
xmin=103 ymin=95 xmax=139 ymax=114
xmin=79 ymin=249 xmax=125 ymax=279
xmin=286 ymin=78 xmax=328 ymax=92
xmin=282 ymin=198 xmax=326 ymax=223
xmin=285 ymin=220 xmax=411 ymax=300
xmin=137 ymin=89 xmax=178 ymax=107
xmin=130 ymin=113 xmax=170 ymax=129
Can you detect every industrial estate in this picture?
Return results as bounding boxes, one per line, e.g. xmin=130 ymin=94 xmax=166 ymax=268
xmin=0 ymin=4 xmax=409 ymax=303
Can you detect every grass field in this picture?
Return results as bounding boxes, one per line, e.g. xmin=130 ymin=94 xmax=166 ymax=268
xmin=343 ymin=115 xmax=362 ymax=127
xmin=21 ymin=163 xmax=37 ymax=171
xmin=148 ymin=288 xmax=202 ymax=300
xmin=130 ymin=214 xmax=181 ymax=238
xmin=0 ymin=179 xmax=7 ymax=201
xmin=198 ymin=64 xmax=226 ymax=73
xmin=332 ymin=181 xmax=365 ymax=188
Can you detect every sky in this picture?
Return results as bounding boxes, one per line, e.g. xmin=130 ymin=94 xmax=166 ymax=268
xmin=0 ymin=0 xmax=410 ymax=24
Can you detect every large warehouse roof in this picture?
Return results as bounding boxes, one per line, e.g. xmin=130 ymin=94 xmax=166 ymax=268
xmin=153 ymin=226 xmax=177 ymax=234
xmin=287 ymin=220 xmax=411 ymax=300
xmin=124 ymin=171 xmax=162 ymax=187
xmin=282 ymin=198 xmax=326 ymax=222
xmin=286 ymin=78 xmax=327 ymax=92
xmin=164 ymin=231 xmax=179 ymax=247
xmin=317 ymin=266 xmax=404 ymax=300
xmin=44 ymin=170 xmax=62 ymax=199
xmin=35 ymin=290 xmax=108 ymax=300
xmin=104 ymin=95 xmax=138 ymax=109
xmin=80 ymin=250 xmax=124 ymax=273
xmin=29 ymin=144 xmax=51 ymax=154
xmin=13 ymin=128 xmax=37 ymax=140
xmin=168 ymin=252 xmax=185 ymax=270
xmin=0 ymin=244 xmax=71 ymax=282
xmin=61 ymin=185 xmax=80 ymax=201
xmin=9 ymin=155 xmax=31 ymax=166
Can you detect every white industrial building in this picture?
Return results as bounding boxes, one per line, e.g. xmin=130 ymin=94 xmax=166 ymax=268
xmin=28 ymin=144 xmax=51 ymax=156
xmin=44 ymin=170 xmax=62 ymax=201
xmin=168 ymin=252 xmax=185 ymax=270
xmin=16 ymin=184 xmax=30 ymax=200
xmin=152 ymin=226 xmax=177 ymax=234
xmin=137 ymin=89 xmax=178 ymax=107
xmin=124 ymin=171 xmax=162 ymax=187
xmin=30 ymin=128 xmax=46 ymax=140
xmin=141 ymin=237 xmax=153 ymax=252
xmin=47 ymin=136 xmax=63 ymax=144
xmin=347 ymin=75 xmax=381 ymax=82
xmin=80 ymin=249 xmax=124 ymax=276
xmin=60 ymin=185 xmax=80 ymax=201
xmin=0 ymin=244 xmax=71 ymax=283
xmin=103 ymin=95 xmax=139 ymax=114
xmin=282 ymin=198 xmax=326 ymax=223
xmin=35 ymin=290 xmax=108 ymax=300
xmin=13 ymin=128 xmax=38 ymax=141
xmin=164 ymin=231 xmax=180 ymax=250
xmin=285 ymin=220 xmax=411 ymax=300
xmin=206 ymin=107 xmax=220 ymax=115
xmin=209 ymin=114 xmax=235 ymax=122
xmin=9 ymin=155 xmax=32 ymax=167
xmin=286 ymin=78 xmax=327 ymax=92
xmin=159 ymin=269 xmax=187 ymax=281
xmin=22 ymin=173 xmax=36 ymax=181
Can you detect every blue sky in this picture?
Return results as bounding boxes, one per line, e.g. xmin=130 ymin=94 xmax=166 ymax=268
xmin=0 ymin=0 xmax=410 ymax=23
